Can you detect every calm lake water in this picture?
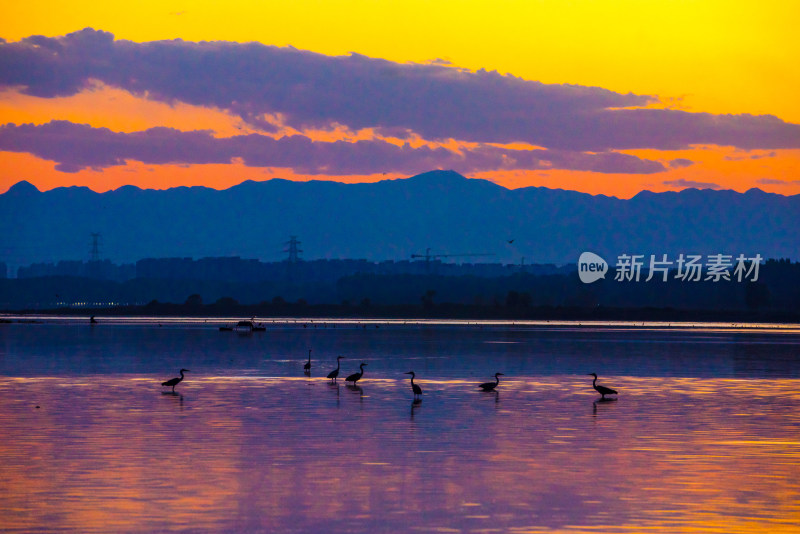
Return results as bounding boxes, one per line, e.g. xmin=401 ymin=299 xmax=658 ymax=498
xmin=1 ymin=317 xmax=799 ymax=533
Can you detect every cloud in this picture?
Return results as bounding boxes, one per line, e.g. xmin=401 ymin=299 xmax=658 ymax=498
xmin=425 ymin=58 xmax=455 ymax=67
xmin=756 ymin=178 xmax=800 ymax=185
xmin=725 ymin=151 xmax=777 ymax=161
xmin=669 ymin=158 xmax=694 ymax=168
xmin=0 ymin=120 xmax=665 ymax=175
xmin=0 ymin=121 xmax=229 ymax=172
xmin=663 ymin=178 xmax=722 ymax=189
xmin=2 ymin=29 xmax=798 ymax=152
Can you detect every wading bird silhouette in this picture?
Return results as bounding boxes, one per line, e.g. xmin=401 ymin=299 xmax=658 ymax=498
xmin=405 ymin=371 xmax=422 ymax=399
xmin=162 ymin=369 xmax=189 ymax=393
xmin=346 ymin=363 xmax=367 ymax=385
xmin=588 ymin=373 xmax=618 ymax=399
xmin=304 ymin=349 xmax=312 ymax=374
xmin=327 ymin=355 xmax=344 ymax=382
xmin=479 ymin=372 xmax=504 ymax=391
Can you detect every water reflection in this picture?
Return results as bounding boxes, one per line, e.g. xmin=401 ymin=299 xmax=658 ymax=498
xmin=4 ymin=319 xmax=800 ymax=379
xmin=4 ymin=314 xmax=800 ymax=333
xmin=410 ymin=398 xmax=422 ymax=421
xmin=1 ymin=321 xmax=800 ymax=532
xmin=1 ymin=375 xmax=798 ymax=532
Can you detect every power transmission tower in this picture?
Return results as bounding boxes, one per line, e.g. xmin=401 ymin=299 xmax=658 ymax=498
xmin=89 ymin=233 xmax=102 ymax=262
xmin=283 ymin=236 xmax=302 ymax=281
xmin=283 ymin=236 xmax=302 ymax=263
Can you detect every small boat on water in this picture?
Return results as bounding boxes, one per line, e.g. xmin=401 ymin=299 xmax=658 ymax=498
xmin=236 ymin=320 xmax=255 ymax=331
xmin=220 ymin=320 xmax=266 ymax=332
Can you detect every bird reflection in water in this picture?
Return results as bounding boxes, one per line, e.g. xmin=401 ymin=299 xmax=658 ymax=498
xmin=346 ymin=384 xmax=364 ymax=395
xmin=410 ymin=398 xmax=422 ymax=420
xmin=592 ymin=396 xmax=618 ymax=417
xmin=161 ymin=390 xmax=184 ymax=410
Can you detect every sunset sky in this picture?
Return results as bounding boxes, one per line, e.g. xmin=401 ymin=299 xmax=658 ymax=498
xmin=1 ymin=0 xmax=799 ymax=198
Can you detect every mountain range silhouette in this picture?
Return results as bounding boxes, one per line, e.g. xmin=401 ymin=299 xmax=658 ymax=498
xmin=2 ymin=170 xmax=798 ymax=270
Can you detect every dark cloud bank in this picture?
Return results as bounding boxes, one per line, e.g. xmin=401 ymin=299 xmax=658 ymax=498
xmin=1 ymin=29 xmax=798 ymax=175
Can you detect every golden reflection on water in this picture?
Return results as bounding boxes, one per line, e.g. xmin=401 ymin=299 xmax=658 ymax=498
xmin=5 ymin=314 xmax=800 ymax=334
xmin=0 ymin=376 xmax=799 ymax=532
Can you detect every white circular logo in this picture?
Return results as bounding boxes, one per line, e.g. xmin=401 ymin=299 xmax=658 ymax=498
xmin=578 ymin=252 xmax=608 ymax=284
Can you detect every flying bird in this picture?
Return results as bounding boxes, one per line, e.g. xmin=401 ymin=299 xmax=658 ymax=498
xmin=327 ymin=356 xmax=344 ymax=382
xmin=346 ymin=363 xmax=367 ymax=385
xmin=405 ymin=371 xmax=422 ymax=399
xmin=588 ymin=373 xmax=618 ymax=399
xmin=162 ymin=369 xmax=190 ymax=392
xmin=479 ymin=372 xmax=504 ymax=391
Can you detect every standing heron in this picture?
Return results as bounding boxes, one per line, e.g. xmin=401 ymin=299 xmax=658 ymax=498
xmin=479 ymin=372 xmax=504 ymax=391
xmin=162 ymin=369 xmax=190 ymax=393
xmin=405 ymin=371 xmax=422 ymax=399
xmin=327 ymin=356 xmax=345 ymax=382
xmin=345 ymin=363 xmax=367 ymax=385
xmin=588 ymin=373 xmax=618 ymax=399
xmin=303 ymin=349 xmax=312 ymax=374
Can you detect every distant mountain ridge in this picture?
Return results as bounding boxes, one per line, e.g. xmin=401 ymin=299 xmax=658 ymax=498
xmin=2 ymin=170 xmax=798 ymax=272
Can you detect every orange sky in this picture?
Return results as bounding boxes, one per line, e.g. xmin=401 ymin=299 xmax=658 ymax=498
xmin=1 ymin=1 xmax=799 ymax=198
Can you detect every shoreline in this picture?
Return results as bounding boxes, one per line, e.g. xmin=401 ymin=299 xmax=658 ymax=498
xmin=2 ymin=302 xmax=799 ymax=325
xmin=3 ymin=313 xmax=799 ymax=333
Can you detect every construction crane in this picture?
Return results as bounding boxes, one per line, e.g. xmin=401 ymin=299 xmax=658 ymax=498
xmin=411 ymin=248 xmax=495 ymax=273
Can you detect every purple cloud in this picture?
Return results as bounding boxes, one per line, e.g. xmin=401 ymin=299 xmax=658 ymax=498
xmin=1 ymin=29 xmax=798 ymax=152
xmin=0 ymin=121 xmax=665 ymax=175
xmin=756 ymin=178 xmax=800 ymax=185
xmin=669 ymin=158 xmax=694 ymax=168
xmin=663 ymin=178 xmax=722 ymax=189
xmin=0 ymin=121 xmax=229 ymax=172
xmin=725 ymin=151 xmax=778 ymax=161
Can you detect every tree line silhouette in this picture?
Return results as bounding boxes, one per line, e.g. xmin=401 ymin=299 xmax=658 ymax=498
xmin=1 ymin=259 xmax=797 ymax=321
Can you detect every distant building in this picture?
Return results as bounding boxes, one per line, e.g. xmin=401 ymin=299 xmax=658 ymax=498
xmin=17 ymin=260 xmax=135 ymax=281
xmin=16 ymin=255 xmax=570 ymax=284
